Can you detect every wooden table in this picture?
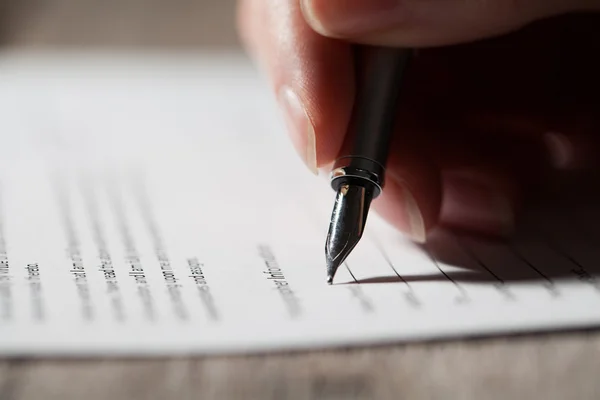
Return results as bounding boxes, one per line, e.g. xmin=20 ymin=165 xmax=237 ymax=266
xmin=1 ymin=1 xmax=599 ymax=398
xmin=2 ymin=332 xmax=600 ymax=399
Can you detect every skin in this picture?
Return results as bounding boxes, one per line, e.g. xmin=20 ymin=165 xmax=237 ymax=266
xmin=236 ymin=0 xmax=600 ymax=241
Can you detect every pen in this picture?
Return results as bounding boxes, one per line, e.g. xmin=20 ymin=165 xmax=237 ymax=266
xmin=325 ymin=45 xmax=412 ymax=284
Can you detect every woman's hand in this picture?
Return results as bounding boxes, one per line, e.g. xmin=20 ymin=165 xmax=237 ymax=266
xmin=237 ymin=0 xmax=600 ymax=241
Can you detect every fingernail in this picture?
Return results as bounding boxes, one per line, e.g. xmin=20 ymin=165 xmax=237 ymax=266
xmin=441 ymin=171 xmax=515 ymax=236
xmin=544 ymin=131 xmax=574 ymax=170
xmin=301 ymin=0 xmax=403 ymax=36
xmin=278 ymin=86 xmax=318 ymax=175
xmin=387 ymin=173 xmax=427 ymax=243
xmin=401 ymin=185 xmax=427 ymax=243
xmin=543 ymin=131 xmax=597 ymax=170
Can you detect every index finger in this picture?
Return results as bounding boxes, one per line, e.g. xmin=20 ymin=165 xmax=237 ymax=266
xmin=237 ymin=0 xmax=354 ymax=172
xmin=237 ymin=0 xmax=442 ymax=240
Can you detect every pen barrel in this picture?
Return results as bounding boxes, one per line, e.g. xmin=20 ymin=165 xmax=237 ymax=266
xmin=330 ymin=46 xmax=411 ymax=198
xmin=350 ymin=46 xmax=410 ymax=165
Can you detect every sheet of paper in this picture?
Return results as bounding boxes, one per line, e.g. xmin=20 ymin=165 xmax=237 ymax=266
xmin=0 ymin=51 xmax=599 ymax=356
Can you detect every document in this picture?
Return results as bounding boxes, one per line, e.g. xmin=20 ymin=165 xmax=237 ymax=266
xmin=0 ymin=52 xmax=599 ymax=356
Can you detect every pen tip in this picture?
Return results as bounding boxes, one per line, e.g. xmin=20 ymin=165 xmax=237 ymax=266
xmin=324 ymin=183 xmax=373 ymax=286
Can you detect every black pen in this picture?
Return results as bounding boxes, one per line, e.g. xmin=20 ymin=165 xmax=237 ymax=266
xmin=325 ymin=45 xmax=411 ymax=284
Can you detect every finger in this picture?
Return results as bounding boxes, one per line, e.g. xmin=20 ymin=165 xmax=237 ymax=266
xmin=439 ymin=168 xmax=519 ymax=237
xmin=544 ymin=132 xmax=600 ymax=171
xmin=380 ymin=115 xmax=530 ymax=239
xmin=367 ymin=80 xmax=443 ymax=242
xmin=436 ymin=132 xmax=600 ymax=237
xmin=299 ymin=0 xmax=600 ymax=47
xmin=237 ymin=0 xmax=354 ymax=173
xmin=238 ymin=0 xmax=444 ymax=242
xmin=372 ymin=151 xmax=442 ymax=243
xmin=422 ymin=119 xmax=600 ymax=237
xmin=425 ymin=127 xmax=539 ymax=237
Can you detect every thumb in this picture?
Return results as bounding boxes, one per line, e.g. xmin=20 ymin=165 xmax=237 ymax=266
xmin=300 ymin=0 xmax=600 ymax=46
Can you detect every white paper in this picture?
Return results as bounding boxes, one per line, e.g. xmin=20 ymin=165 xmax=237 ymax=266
xmin=0 ymin=51 xmax=599 ymax=356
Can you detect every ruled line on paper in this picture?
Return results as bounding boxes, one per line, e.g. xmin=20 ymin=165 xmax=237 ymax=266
xmin=534 ymin=217 xmax=595 ymax=270
xmin=370 ymin=236 xmax=413 ymax=290
xmin=345 ymin=262 xmax=359 ymax=283
xmin=542 ymin=236 xmax=588 ymax=271
xmin=542 ymin=237 xmax=600 ymax=293
xmin=452 ymin=234 xmax=516 ymax=301
xmin=520 ymin=210 xmax=600 ymax=293
xmin=453 ymin=235 xmax=504 ymax=283
xmin=508 ymin=245 xmax=560 ymax=297
xmin=370 ymin=237 xmax=422 ymax=308
xmin=344 ymin=262 xmax=374 ymax=313
xmin=422 ymin=243 xmax=470 ymax=303
xmin=374 ymin=240 xmax=423 ymax=308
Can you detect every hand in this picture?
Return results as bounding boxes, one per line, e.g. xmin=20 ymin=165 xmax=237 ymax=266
xmin=236 ymin=0 xmax=600 ymax=241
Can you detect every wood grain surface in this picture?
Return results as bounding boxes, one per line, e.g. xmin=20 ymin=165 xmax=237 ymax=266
xmin=1 ymin=1 xmax=599 ymax=399
xmin=4 ymin=0 xmax=242 ymax=48
xmin=1 ymin=332 xmax=600 ymax=399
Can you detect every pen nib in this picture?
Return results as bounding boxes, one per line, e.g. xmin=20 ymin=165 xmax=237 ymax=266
xmin=326 ymin=274 xmax=334 ymax=285
xmin=325 ymin=184 xmax=373 ymax=284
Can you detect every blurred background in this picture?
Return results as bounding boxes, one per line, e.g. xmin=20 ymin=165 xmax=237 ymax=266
xmin=0 ymin=0 xmax=241 ymax=49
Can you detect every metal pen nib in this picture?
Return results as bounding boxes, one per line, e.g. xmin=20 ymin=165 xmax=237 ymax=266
xmin=325 ymin=183 xmax=373 ymax=284
xmin=323 ymin=46 xmax=411 ymax=284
